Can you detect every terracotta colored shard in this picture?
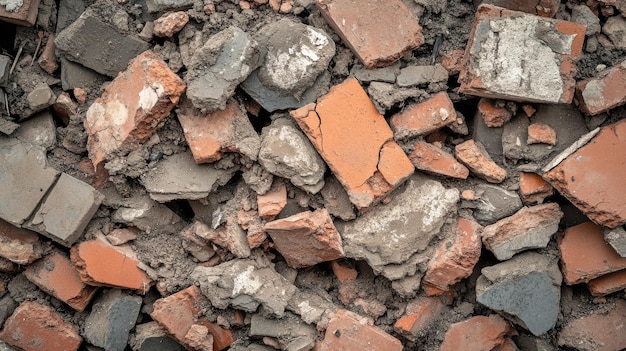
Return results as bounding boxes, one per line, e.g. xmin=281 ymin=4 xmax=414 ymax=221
xmin=558 ymin=300 xmax=626 ymax=351
xmin=587 ymin=269 xmax=626 ymax=296
xmin=527 ymin=123 xmax=557 ymax=145
xmin=408 ymin=141 xmax=469 ymax=179
xmin=153 ymin=11 xmax=189 ymax=38
xmin=519 ymin=172 xmax=553 ymax=204
xmin=576 ymin=60 xmax=626 ymax=115
xmin=257 ymin=183 xmax=287 ymax=220
xmin=440 ymin=315 xmax=514 ymax=351
xmin=394 ymin=297 xmax=446 ymax=340
xmin=390 ymin=92 xmax=457 ymax=139
xmin=455 ymin=139 xmax=507 ymax=183
xmin=477 ymin=98 xmax=512 ymax=128
xmin=331 ymin=260 xmax=358 ymax=282
xmin=0 ymin=218 xmax=45 ymax=265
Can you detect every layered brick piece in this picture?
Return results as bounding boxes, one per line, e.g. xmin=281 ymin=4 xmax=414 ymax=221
xmin=84 ymin=50 xmax=186 ymax=168
xmin=390 ymin=92 xmax=457 ymax=139
xmin=576 ymin=60 xmax=626 ymax=115
xmin=315 ymin=0 xmax=424 ymax=68
xmin=290 ymin=78 xmax=414 ymax=210
xmin=459 ymin=5 xmax=585 ymax=103
xmin=440 ymin=315 xmax=514 ymax=351
xmin=408 ymin=141 xmax=469 ymax=179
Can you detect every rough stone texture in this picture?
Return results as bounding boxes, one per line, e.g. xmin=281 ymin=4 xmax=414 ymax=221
xmin=576 ymin=60 xmax=626 ymax=115
xmin=459 ymin=5 xmax=585 ymax=103
xmin=440 ymin=314 xmax=513 ymax=351
xmin=317 ymin=309 xmax=403 ymax=351
xmin=25 ymin=83 xmax=56 ymax=118
xmin=24 ymin=251 xmax=98 ymax=312
xmin=131 ymin=322 xmax=184 ymax=351
xmin=543 ymin=119 xmax=626 ymax=228
xmin=471 ymin=184 xmax=523 ymax=224
xmin=0 ymin=0 xmax=39 ymax=26
xmin=477 ymin=98 xmax=512 ymax=128
xmin=140 ymin=151 xmax=237 ymax=202
xmin=258 ymin=118 xmax=326 ymax=194
xmin=14 ymin=111 xmax=56 ymax=150
xmin=315 ymin=0 xmax=423 ymax=68
xmin=25 ymin=173 xmax=104 ymax=247
xmin=558 ymin=300 xmax=626 ymax=351
xmin=60 ymin=58 xmax=106 ymax=91
xmin=455 ymin=139 xmax=507 ymax=183
xmin=571 ymin=5 xmax=601 ymax=36
xmin=0 ymin=138 xmax=59 ymax=226
xmin=55 ymin=6 xmax=150 ymax=77
xmin=291 ymin=78 xmax=414 ymax=210
xmin=423 ymin=218 xmax=482 ymax=291
xmin=482 ymin=203 xmax=563 ymax=260
xmin=320 ymin=176 xmax=356 ymax=221
xmin=0 ymin=218 xmax=44 ymax=265
xmin=264 ymin=209 xmax=344 ymax=268
xmin=351 ymin=64 xmax=398 ymax=83
xmin=191 ymin=255 xmax=297 ymax=317
xmin=0 ymin=301 xmax=81 ymax=351
xmin=559 ymin=221 xmax=626 ymax=285
xmin=408 ymin=141 xmax=469 ymax=179
xmin=146 ymin=0 xmax=194 ymax=13
xmin=605 ymin=227 xmax=626 ymax=257
xmin=396 ymin=64 xmax=448 ymax=87
xmin=393 ymin=297 xmax=446 ymax=341
xmin=603 ymin=15 xmax=626 ymax=49
xmin=108 ymin=191 xmax=183 ymax=235
xmin=481 ymin=0 xmax=560 ymax=17
xmin=336 ymin=174 xmax=459 ymax=295
xmin=192 ymin=218 xmax=251 ymax=258
xmin=153 ymin=11 xmax=189 ymax=38
xmin=84 ymin=50 xmax=186 ymax=168
xmin=84 ymin=289 xmax=142 ymax=351
xmin=390 ymin=92 xmax=457 ymax=140
xmin=185 ymin=27 xmax=259 ymax=111
xmin=519 ymin=172 xmax=553 ymax=205
xmin=249 ymin=313 xmax=316 ymax=350
xmin=177 ymin=99 xmax=260 ymax=164
xmin=477 ymin=252 xmax=562 ymax=336
xmin=587 ymin=269 xmax=626 ymax=296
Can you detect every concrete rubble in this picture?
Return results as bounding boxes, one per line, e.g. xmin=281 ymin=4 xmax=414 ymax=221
xmin=0 ymin=0 xmax=625 ymax=350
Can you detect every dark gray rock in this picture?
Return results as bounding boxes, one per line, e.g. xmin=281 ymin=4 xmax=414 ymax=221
xmin=0 ymin=295 xmax=17 ymax=328
xmin=60 ymin=58 xmax=107 ymax=91
xmin=145 ymin=0 xmax=194 ymax=13
xmin=14 ymin=111 xmax=56 ymax=150
xmin=605 ymin=227 xmax=626 ymax=257
xmin=56 ymin=0 xmax=85 ymax=35
xmin=130 ymin=322 xmax=184 ymax=351
xmin=0 ymin=55 xmax=10 ymax=87
xmin=472 ymin=184 xmax=523 ymax=224
xmin=472 ymin=109 xmax=504 ymax=163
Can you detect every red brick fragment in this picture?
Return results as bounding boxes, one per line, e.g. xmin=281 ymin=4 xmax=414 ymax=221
xmin=0 ymin=301 xmax=82 ymax=351
xmin=106 ymin=228 xmax=138 ymax=246
xmin=153 ymin=11 xmax=189 ymax=38
xmin=522 ymin=104 xmax=536 ymax=117
xmin=315 ymin=0 xmax=424 ymax=68
xmin=257 ymin=183 xmax=287 ymax=220
xmin=440 ymin=50 xmax=465 ymax=75
xmin=0 ymin=0 xmax=40 ymax=26
xmin=0 ymin=218 xmax=45 ymax=265
xmin=25 ymin=251 xmax=98 ymax=312
xmin=394 ymin=297 xmax=445 ymax=340
xmin=478 ymin=98 xmax=512 ymax=128
xmin=519 ymin=172 xmax=553 ymax=205
xmin=440 ymin=315 xmax=514 ymax=351
xmin=455 ymin=139 xmax=507 ymax=183
xmin=587 ymin=269 xmax=626 ymax=296
xmin=559 ymin=222 xmax=626 ymax=285
xmin=237 ymin=210 xmax=267 ymax=249
xmin=38 ymin=33 xmax=59 ymax=74
xmin=527 ymin=123 xmax=556 ymax=145
xmin=481 ymin=0 xmax=560 ymax=17
xmin=558 ymin=299 xmax=626 ymax=351
xmin=331 ymin=260 xmax=358 ymax=282
xmin=576 ymin=60 xmax=626 ymax=115
xmin=390 ymin=92 xmax=457 ymax=139
xmin=408 ymin=141 xmax=469 ymax=179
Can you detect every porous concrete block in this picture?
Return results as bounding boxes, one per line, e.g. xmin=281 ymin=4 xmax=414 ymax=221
xmin=84 ymin=289 xmax=142 ymax=351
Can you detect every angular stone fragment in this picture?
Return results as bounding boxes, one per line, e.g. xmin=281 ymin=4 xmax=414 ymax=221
xmin=481 ymin=0 xmax=560 ymax=17
xmin=571 ymin=5 xmax=600 ymax=36
xmin=153 ymin=11 xmax=189 ymax=38
xmin=477 ymin=252 xmax=562 ymax=336
xmin=84 ymin=289 xmax=142 ymax=351
xmin=131 ymin=322 xmax=184 ymax=351
xmin=482 ymin=203 xmax=563 ymax=260
xmin=558 ymin=300 xmax=626 ymax=351
xmin=459 ymin=5 xmax=585 ymax=103
xmin=320 ymin=176 xmax=356 ymax=221
xmin=317 ymin=309 xmax=403 ymax=351
xmin=257 ymin=183 xmax=287 ymax=220
xmin=527 ymin=123 xmax=556 ymax=145
xmin=109 ymin=192 xmax=183 ymax=235
xmin=576 ymin=60 xmax=626 ymax=115
xmin=24 ymin=252 xmax=98 ymax=312
xmin=408 ymin=141 xmax=469 ymax=179
xmin=440 ymin=315 xmax=513 ymax=351
xmin=0 ymin=301 xmax=82 ymax=351
xmin=0 ymin=0 xmax=40 ymax=26
xmin=315 ymin=0 xmax=424 ymax=68
xmin=15 ymin=111 xmax=56 ymax=150
xmin=146 ymin=0 xmax=194 ymax=13
xmin=477 ymin=98 xmax=512 ymax=128
xmin=291 ymin=78 xmax=414 ymax=210
xmin=471 ymin=184 xmax=523 ymax=224
xmin=84 ymin=50 xmax=185 ymax=168
xmin=192 ymin=218 xmax=251 ymax=258
xmin=519 ymin=172 xmax=553 ymax=205
xmin=605 ymin=227 xmax=626 ymax=257
xmin=265 ymin=209 xmax=344 ymax=268
xmin=603 ymin=15 xmax=626 ymax=49
xmin=60 ymin=58 xmax=106 ymax=91
xmin=393 ymin=297 xmax=446 ymax=341
xmin=0 ymin=219 xmax=45 ymax=265
xmin=390 ymin=92 xmax=457 ymax=140
xmin=249 ymin=313 xmax=316 ymax=348
xmin=455 ymin=139 xmax=507 ymax=183
xmin=177 ymin=99 xmax=260 ymax=164
xmin=396 ymin=64 xmax=448 ymax=87
xmin=543 ymin=119 xmax=626 ymax=228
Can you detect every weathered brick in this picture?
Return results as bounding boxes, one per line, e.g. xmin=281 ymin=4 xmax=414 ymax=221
xmin=153 ymin=11 xmax=189 ymax=38
xmin=459 ymin=5 xmax=585 ymax=103
xmin=394 ymin=297 xmax=446 ymax=341
xmin=24 ymin=252 xmax=98 ymax=312
xmin=440 ymin=315 xmax=513 ymax=351
xmin=330 ymin=260 xmax=358 ymax=282
xmin=477 ymin=98 xmax=512 ymax=128
xmin=37 ymin=34 xmax=58 ymax=74
xmin=543 ymin=119 xmax=626 ymax=228
xmin=455 ymin=139 xmax=507 ymax=183
xmin=315 ymin=0 xmax=423 ymax=68
xmin=264 ymin=209 xmax=344 ymax=268
xmin=290 ymin=78 xmax=413 ymax=210
xmin=408 ymin=141 xmax=469 ymax=179
xmin=257 ymin=183 xmax=287 ymax=220
xmin=587 ymin=269 xmax=626 ymax=296
xmin=527 ymin=123 xmax=556 ymax=145
xmin=440 ymin=49 xmax=465 ymax=76
xmin=0 ymin=0 xmax=40 ymax=26
xmin=559 ymin=222 xmax=626 ymax=285
xmin=317 ymin=309 xmax=403 ymax=351
xmin=0 ymin=301 xmax=81 ymax=351
xmin=0 ymin=218 xmax=45 ymax=265
xmin=390 ymin=92 xmax=457 ymax=139
xmin=558 ymin=299 xmax=626 ymax=351
xmin=193 ymin=218 xmax=251 ymax=258
xmin=519 ymin=172 xmax=553 ymax=205
xmin=576 ymin=60 xmax=626 ymax=115
xmin=84 ymin=50 xmax=185 ymax=168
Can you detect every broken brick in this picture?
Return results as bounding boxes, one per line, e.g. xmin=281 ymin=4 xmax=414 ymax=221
xmin=440 ymin=315 xmax=514 ymax=351
xmin=179 ymin=224 xmax=216 ymax=262
xmin=0 ymin=256 xmax=20 ymax=274
xmin=70 ymin=236 xmax=153 ymax=292
xmin=527 ymin=123 xmax=556 ymax=145
xmin=390 ymin=92 xmax=457 ymax=140
xmin=0 ymin=218 xmax=45 ymax=265
xmin=408 ymin=141 xmax=469 ymax=179
xmin=394 ymin=297 xmax=446 ymax=341
xmin=481 ymin=0 xmax=560 ymax=17
xmin=236 ymin=210 xmax=267 ymax=249
xmin=153 ymin=11 xmax=189 ymax=38
xmin=106 ymin=228 xmax=138 ymax=246
xmin=558 ymin=299 xmax=626 ymax=351
xmin=0 ymin=301 xmax=82 ymax=351
xmin=559 ymin=222 xmax=626 ymax=285
xmin=317 ymin=309 xmax=403 ymax=351
xmin=0 ymin=0 xmax=40 ymax=26
xmin=576 ymin=60 xmax=626 ymax=115
xmin=37 ymin=34 xmax=58 ymax=74
xmin=264 ymin=208 xmax=344 ymax=268
xmin=455 ymin=139 xmax=507 ymax=183
xmin=257 ymin=183 xmax=287 ymax=220
xmin=194 ymin=218 xmax=251 ymax=258
xmin=459 ymin=5 xmax=585 ymax=103
xmin=315 ymin=0 xmax=423 ymax=68
xmin=331 ymin=260 xmax=358 ymax=282
xmin=423 ymin=218 xmax=482 ymax=290
xmin=477 ymin=98 xmax=512 ymax=128
xmin=587 ymin=269 xmax=626 ymax=296
xmin=24 ymin=251 xmax=98 ymax=312
xmin=440 ymin=49 xmax=465 ymax=75
xmin=84 ymin=50 xmax=186 ymax=168
xmin=543 ymin=119 xmax=626 ymax=228
xmin=519 ymin=172 xmax=553 ymax=205
xmin=290 ymin=78 xmax=414 ymax=210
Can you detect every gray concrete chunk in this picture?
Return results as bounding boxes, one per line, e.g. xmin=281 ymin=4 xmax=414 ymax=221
xmin=0 ymin=55 xmax=10 ymax=87
xmin=146 ymin=0 xmax=194 ymax=13
xmin=471 ymin=184 xmax=522 ymax=225
xmin=60 ymin=58 xmax=107 ymax=91
xmin=14 ymin=111 xmax=56 ymax=150
xmin=605 ymin=227 xmax=626 ymax=257
xmin=396 ymin=64 xmax=448 ymax=87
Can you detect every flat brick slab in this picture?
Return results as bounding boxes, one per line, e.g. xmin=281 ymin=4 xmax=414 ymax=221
xmin=558 ymin=300 xmax=626 ymax=351
xmin=440 ymin=315 xmax=513 ymax=351
xmin=576 ymin=60 xmax=626 ymax=115
xmin=0 ymin=0 xmax=40 ymax=26
xmin=390 ymin=92 xmax=457 ymax=139
xmin=408 ymin=141 xmax=469 ymax=179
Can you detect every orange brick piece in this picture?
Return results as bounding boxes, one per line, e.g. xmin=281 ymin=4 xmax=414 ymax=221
xmin=331 ymin=260 xmax=358 ymax=282
xmin=440 ymin=315 xmax=513 ymax=351
xmin=477 ymin=98 xmax=512 ymax=127
xmin=25 ymin=252 xmax=98 ymax=312
xmin=408 ymin=141 xmax=469 ymax=179
xmin=390 ymin=92 xmax=457 ymax=139
xmin=394 ymin=297 xmax=446 ymax=340
xmin=0 ymin=301 xmax=82 ymax=351
xmin=153 ymin=11 xmax=189 ymax=38
xmin=558 ymin=299 xmax=626 ymax=351
xmin=315 ymin=0 xmax=423 ymax=68
xmin=423 ymin=218 xmax=482 ymax=291
xmin=0 ymin=218 xmax=45 ymax=265
xmin=576 ymin=60 xmax=626 ymax=115
xmin=587 ymin=269 xmax=626 ymax=296
xmin=317 ymin=309 xmax=403 ymax=351
xmin=459 ymin=5 xmax=585 ymax=103
xmin=519 ymin=172 xmax=553 ymax=204
xmin=559 ymin=222 xmax=626 ymax=285
xmin=455 ymin=139 xmax=507 ymax=183
xmin=291 ymin=78 xmax=414 ymax=210
xmin=84 ymin=50 xmax=186 ymax=168
xmin=543 ymin=119 xmax=626 ymax=228
xmin=70 ymin=236 xmax=153 ymax=292
xmin=151 ymin=286 xmax=235 ymax=351
xmin=527 ymin=123 xmax=556 ymax=145
xmin=264 ymin=209 xmax=344 ymax=268
xmin=257 ymin=183 xmax=287 ymax=220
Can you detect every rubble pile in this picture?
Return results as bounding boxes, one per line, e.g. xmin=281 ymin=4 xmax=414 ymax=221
xmin=0 ymin=0 xmax=626 ymax=350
